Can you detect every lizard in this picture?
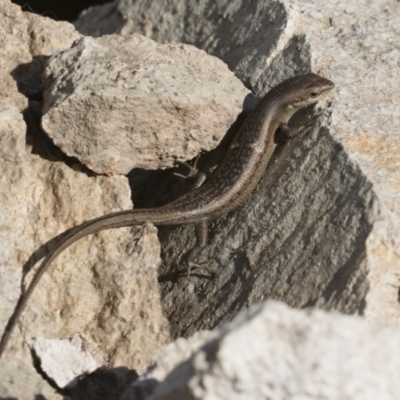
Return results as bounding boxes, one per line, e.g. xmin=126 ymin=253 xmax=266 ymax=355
xmin=0 ymin=73 xmax=334 ymax=359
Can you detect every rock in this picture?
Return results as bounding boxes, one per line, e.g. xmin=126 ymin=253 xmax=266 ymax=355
xmin=75 ymin=1 xmax=125 ymax=37
xmin=122 ymin=331 xmax=217 ymax=400
xmin=25 ymin=12 xmax=82 ymax=56
xmin=2 ymin=0 xmax=400 ymax=398
xmin=29 ymin=335 xmax=100 ymax=389
xmin=0 ymin=2 xmax=81 ymax=105
xmin=0 ymin=357 xmax=62 ymax=400
xmin=41 ymin=34 xmax=250 ymax=175
xmin=0 ymin=1 xmax=169 ymax=398
xmin=0 ymin=0 xmax=31 ymax=111
xmin=126 ymin=301 xmax=400 ymax=400
xmin=74 ymin=0 xmax=400 ymax=335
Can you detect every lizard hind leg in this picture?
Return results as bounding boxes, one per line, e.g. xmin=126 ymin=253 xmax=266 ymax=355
xmin=172 ymin=155 xmax=213 ymax=279
xmin=173 ymin=153 xmax=202 ymax=178
xmin=187 ymin=220 xmax=215 ymax=278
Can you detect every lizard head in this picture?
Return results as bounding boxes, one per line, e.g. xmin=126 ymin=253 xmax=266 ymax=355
xmin=271 ymin=73 xmax=334 ymax=125
xmin=285 ymin=73 xmax=335 ymax=108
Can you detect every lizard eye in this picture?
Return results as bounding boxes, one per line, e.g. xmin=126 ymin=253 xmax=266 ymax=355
xmin=310 ymin=92 xmax=319 ymax=98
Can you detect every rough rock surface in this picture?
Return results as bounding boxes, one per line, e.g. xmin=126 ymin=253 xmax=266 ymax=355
xmin=126 ymin=301 xmax=400 ymax=400
xmin=0 ymin=0 xmax=169 ymax=398
xmin=122 ymin=331 xmax=217 ymax=400
xmin=1 ymin=6 xmax=81 ymax=106
xmin=1 ymin=0 xmax=400 ymax=398
xmin=29 ymin=335 xmax=99 ymax=389
xmin=25 ymin=11 xmax=82 ymax=57
xmin=75 ymin=0 xmax=400 ymax=335
xmin=41 ymin=34 xmax=250 ymax=175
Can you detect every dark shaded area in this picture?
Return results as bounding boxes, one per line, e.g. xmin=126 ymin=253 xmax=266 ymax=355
xmin=11 ymin=59 xmax=99 ymax=175
xmin=30 ymin=349 xmax=60 ymax=392
xmin=158 ymin=122 xmax=374 ymax=340
xmin=0 ymin=394 xmax=47 ymax=399
xmin=128 ymin=92 xmax=257 ymax=208
xmin=10 ymin=56 xmax=46 ymax=99
xmin=0 ymin=365 xmax=138 ymax=400
xmin=11 ymin=0 xmax=110 ymax=22
xmin=63 ymin=367 xmax=138 ymax=400
xmin=23 ymin=98 xmax=96 ymax=176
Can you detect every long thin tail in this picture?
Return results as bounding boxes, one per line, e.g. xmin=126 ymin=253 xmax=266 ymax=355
xmin=0 ymin=210 xmax=154 ymax=359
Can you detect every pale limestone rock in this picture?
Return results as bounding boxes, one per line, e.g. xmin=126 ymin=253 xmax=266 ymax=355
xmin=25 ymin=12 xmax=82 ymax=56
xmin=0 ymin=0 xmax=169 ymax=398
xmin=290 ymin=0 xmax=400 ymax=327
xmin=41 ymin=33 xmax=250 ymax=175
xmin=122 ymin=331 xmax=217 ymax=399
xmin=0 ymin=0 xmax=30 ymax=111
xmin=0 ymin=357 xmax=62 ymax=400
xmin=0 ymin=1 xmax=80 ymax=107
xmin=29 ymin=335 xmax=99 ymax=389
xmin=132 ymin=301 xmax=400 ymax=400
xmin=74 ymin=0 xmax=400 ymax=336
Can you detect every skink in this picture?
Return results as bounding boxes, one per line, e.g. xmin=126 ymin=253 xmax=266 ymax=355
xmin=0 ymin=73 xmax=334 ymax=359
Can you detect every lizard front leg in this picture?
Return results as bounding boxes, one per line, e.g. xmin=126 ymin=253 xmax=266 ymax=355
xmin=276 ymin=112 xmax=322 ymax=142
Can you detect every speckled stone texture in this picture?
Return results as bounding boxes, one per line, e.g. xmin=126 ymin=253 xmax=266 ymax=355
xmin=0 ymin=1 xmax=169 ymax=398
xmin=41 ymin=34 xmax=250 ymax=175
xmin=2 ymin=0 xmax=400 ymax=398
xmin=125 ymin=302 xmax=400 ymax=400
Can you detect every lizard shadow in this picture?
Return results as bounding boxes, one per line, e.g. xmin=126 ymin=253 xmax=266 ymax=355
xmin=158 ymin=267 xmax=216 ymax=283
xmin=20 ymin=226 xmax=81 ymax=283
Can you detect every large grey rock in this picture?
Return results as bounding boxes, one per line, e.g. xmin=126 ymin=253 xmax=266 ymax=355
xmin=41 ymin=34 xmax=250 ymax=175
xmin=0 ymin=0 xmax=169 ymax=398
xmin=125 ymin=301 xmax=400 ymax=400
xmin=122 ymin=331 xmax=217 ymax=400
xmin=75 ymin=0 xmax=400 ymax=335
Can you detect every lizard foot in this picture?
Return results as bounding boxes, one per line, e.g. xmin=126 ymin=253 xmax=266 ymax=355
xmin=187 ymin=261 xmax=216 ymax=279
xmin=173 ymin=154 xmax=201 ymax=179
